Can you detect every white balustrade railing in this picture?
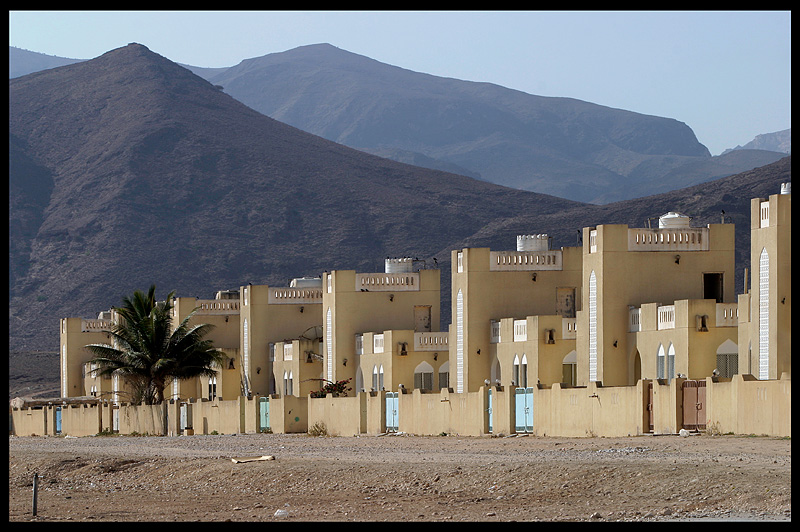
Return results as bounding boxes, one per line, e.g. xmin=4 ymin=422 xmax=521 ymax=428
xmin=414 ymin=332 xmax=449 ymax=351
xmin=81 ymin=319 xmax=113 ymax=333
xmin=195 ymin=299 xmax=240 ymax=314
xmin=629 ymin=307 xmax=641 ymax=332
xmin=627 ymin=228 xmax=708 ymax=251
xmin=490 ymin=320 xmax=501 ymax=343
xmin=562 ymin=317 xmax=577 ymax=339
xmin=489 ymin=250 xmax=563 ymax=271
xmin=716 ymin=302 xmax=739 ymax=327
xmin=355 ymin=273 xmax=420 ymax=292
xmin=760 ymin=201 xmax=770 ymax=228
xmin=513 ymin=319 xmax=527 ymax=342
xmin=268 ymin=288 xmax=323 ymax=304
xmin=373 ymin=334 xmax=384 ymax=353
xmin=657 ymin=305 xmax=675 ymax=330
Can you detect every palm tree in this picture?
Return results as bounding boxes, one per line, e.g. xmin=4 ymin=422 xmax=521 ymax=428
xmin=85 ymin=285 xmax=226 ymax=405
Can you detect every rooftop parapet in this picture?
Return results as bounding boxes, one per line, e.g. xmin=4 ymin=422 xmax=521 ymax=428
xmin=80 ymin=318 xmax=113 ymax=333
xmin=194 ymin=299 xmax=241 ymax=314
xmin=268 ymin=287 xmax=324 ymax=304
xmin=354 ymin=272 xmax=420 ymax=291
xmin=626 ymin=227 xmax=709 ymax=252
xmin=489 ymin=249 xmax=563 ymax=271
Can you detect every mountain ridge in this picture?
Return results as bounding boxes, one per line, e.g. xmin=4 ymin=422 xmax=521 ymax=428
xmin=10 ymin=44 xmax=786 ymax=204
xmin=201 ymin=42 xmax=785 ymax=203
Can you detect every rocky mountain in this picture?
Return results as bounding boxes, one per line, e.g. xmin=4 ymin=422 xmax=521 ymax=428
xmin=202 ymin=43 xmax=785 ymax=204
xmin=8 ymin=43 xmax=789 ymax=398
xmin=723 ymin=128 xmax=791 ymax=156
xmin=11 ymin=45 xmax=786 ymax=204
xmin=8 ymin=46 xmax=85 ymax=78
xmin=9 ymin=43 xmax=583 ymax=352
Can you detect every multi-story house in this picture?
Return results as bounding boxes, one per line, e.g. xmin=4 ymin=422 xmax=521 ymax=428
xmin=577 ymin=211 xmax=736 ymax=386
xmin=170 ymin=290 xmax=241 ymax=401
xmin=450 ymin=234 xmax=583 ymax=393
xmin=357 ymin=328 xmax=449 ymax=393
xmin=322 ymin=258 xmax=441 ymax=395
xmin=60 ymin=310 xmax=119 ymax=400
xmin=239 ymin=278 xmax=324 ymax=397
xmin=737 ymin=184 xmax=791 ymax=379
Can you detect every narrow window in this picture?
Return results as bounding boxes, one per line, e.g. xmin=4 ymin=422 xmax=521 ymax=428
xmin=759 ymin=248 xmax=769 ymax=379
xmin=326 ymin=308 xmax=333 ymax=382
xmin=589 ymin=271 xmax=597 ymax=381
xmin=456 ymin=289 xmax=464 ymax=393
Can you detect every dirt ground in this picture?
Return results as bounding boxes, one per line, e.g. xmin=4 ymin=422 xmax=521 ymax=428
xmin=8 ymin=431 xmax=791 ymax=522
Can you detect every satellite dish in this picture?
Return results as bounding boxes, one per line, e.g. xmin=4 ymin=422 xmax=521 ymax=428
xmin=300 ymin=325 xmax=323 ymax=342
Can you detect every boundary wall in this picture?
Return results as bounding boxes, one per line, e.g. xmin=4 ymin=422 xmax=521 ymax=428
xmin=10 ymin=376 xmax=790 ymax=438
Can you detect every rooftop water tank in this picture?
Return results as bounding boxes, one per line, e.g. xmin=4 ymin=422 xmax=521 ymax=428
xmin=658 ymin=212 xmax=691 ymax=229
xmin=385 ymin=257 xmax=414 ymax=273
xmin=215 ymin=290 xmax=241 ymax=299
xmin=289 ymin=277 xmax=322 ymax=288
xmin=781 ymin=182 xmax=791 ymax=195
xmin=517 ymin=234 xmax=550 ymax=252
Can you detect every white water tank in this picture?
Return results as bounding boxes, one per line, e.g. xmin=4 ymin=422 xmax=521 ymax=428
xmin=385 ymin=257 xmax=413 ymax=273
xmin=658 ymin=212 xmax=691 ymax=229
xmin=289 ymin=277 xmax=322 ymax=288
xmin=517 ymin=234 xmax=550 ymax=252
xmin=780 ymin=182 xmax=791 ymax=195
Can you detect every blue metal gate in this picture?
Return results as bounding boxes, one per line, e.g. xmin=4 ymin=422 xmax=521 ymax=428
xmin=385 ymin=392 xmax=399 ymax=432
xmin=258 ymin=397 xmax=270 ymax=432
xmin=514 ymin=387 xmax=534 ymax=433
xmin=55 ymin=406 xmax=62 ymax=435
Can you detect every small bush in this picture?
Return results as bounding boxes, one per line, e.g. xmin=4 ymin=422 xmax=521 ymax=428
xmin=308 ymin=421 xmax=328 ymax=437
xmin=310 ymin=378 xmax=352 ymax=398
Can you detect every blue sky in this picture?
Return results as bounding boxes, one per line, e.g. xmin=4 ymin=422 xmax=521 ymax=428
xmin=9 ymin=10 xmax=791 ymax=156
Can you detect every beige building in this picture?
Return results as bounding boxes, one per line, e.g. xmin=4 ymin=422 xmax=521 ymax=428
xmin=170 ymin=291 xmax=241 ymax=401
xmin=52 ymin=187 xmax=790 ymax=439
xmin=239 ymin=278 xmax=324 ymax=397
xmin=322 ymin=258 xmax=441 ymax=395
xmin=450 ymin=235 xmax=583 ymax=393
xmin=271 ymin=337 xmax=324 ymax=397
xmin=358 ymin=328 xmax=449 ymax=392
xmin=60 ymin=310 xmax=117 ymax=399
xmin=577 ymin=212 xmax=736 ymax=386
xmin=737 ymin=184 xmax=792 ymax=379
xmin=491 ymin=313 xmax=578 ymax=388
xmin=627 ymin=299 xmax=739 ymax=381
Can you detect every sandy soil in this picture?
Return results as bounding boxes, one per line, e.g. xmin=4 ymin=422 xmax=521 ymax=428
xmin=9 ymin=431 xmax=791 ymax=522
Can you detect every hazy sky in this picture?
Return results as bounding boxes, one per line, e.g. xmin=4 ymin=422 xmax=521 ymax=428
xmin=9 ymin=10 xmax=791 ymax=155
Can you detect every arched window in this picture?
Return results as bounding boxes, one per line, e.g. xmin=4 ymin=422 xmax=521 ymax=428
xmin=716 ymin=339 xmax=739 ymax=378
xmin=438 ymin=361 xmax=450 ymax=390
xmin=656 ymin=344 xmax=665 ymax=379
xmin=667 ymin=343 xmax=675 ymax=380
xmin=562 ymin=350 xmax=577 ymax=387
xmin=208 ymin=375 xmax=217 ymax=400
xmin=513 ymin=354 xmax=528 ymax=388
xmin=414 ymin=361 xmax=434 ymax=391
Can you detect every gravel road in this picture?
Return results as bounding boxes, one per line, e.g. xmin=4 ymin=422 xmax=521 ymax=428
xmin=9 ymin=432 xmax=791 ymax=522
